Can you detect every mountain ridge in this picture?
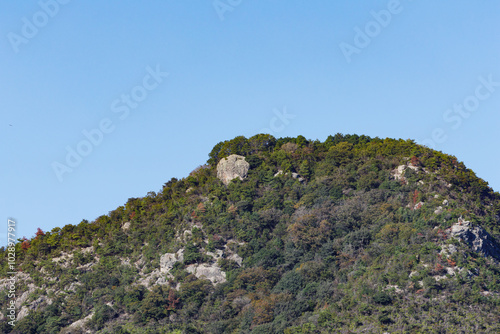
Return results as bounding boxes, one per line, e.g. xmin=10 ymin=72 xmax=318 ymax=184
xmin=1 ymin=133 xmax=500 ymax=333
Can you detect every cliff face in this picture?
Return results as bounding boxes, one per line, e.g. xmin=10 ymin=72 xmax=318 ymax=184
xmin=1 ymin=134 xmax=499 ymax=334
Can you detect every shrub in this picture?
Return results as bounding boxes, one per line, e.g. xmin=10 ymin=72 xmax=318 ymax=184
xmin=372 ymin=292 xmax=392 ymax=305
xmin=273 ymin=270 xmax=304 ymax=294
xmin=90 ymin=304 xmax=116 ymax=330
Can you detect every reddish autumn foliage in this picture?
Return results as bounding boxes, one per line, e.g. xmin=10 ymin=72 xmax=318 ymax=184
xmin=196 ymin=202 xmax=206 ymax=213
xmin=437 ymin=229 xmax=448 ymax=240
xmin=412 ymin=190 xmax=420 ymax=210
xmin=21 ymin=240 xmax=31 ymax=251
xmin=35 ymin=228 xmax=45 ymax=238
xmin=166 ymin=289 xmax=180 ymax=311
xmin=434 ymin=263 xmax=446 ymax=275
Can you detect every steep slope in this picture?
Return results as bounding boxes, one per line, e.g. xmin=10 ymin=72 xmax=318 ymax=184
xmin=1 ymin=134 xmax=500 ymax=334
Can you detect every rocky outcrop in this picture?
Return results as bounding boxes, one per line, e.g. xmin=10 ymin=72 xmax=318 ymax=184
xmin=274 ymin=170 xmax=305 ymax=182
xmin=217 ymin=155 xmax=250 ymax=185
xmin=448 ymin=217 xmax=500 ymax=260
xmin=439 ymin=244 xmax=458 ymax=257
xmin=137 ymin=269 xmax=164 ymax=288
xmin=160 ymin=249 xmax=184 ymax=273
xmin=17 ymin=295 xmax=52 ymax=321
xmin=156 ymin=236 xmax=243 ymax=286
xmin=121 ymin=221 xmax=131 ymax=231
xmin=392 ymin=164 xmax=419 ymax=181
xmin=64 ymin=311 xmax=94 ymax=333
xmin=186 ymin=263 xmax=226 ymax=284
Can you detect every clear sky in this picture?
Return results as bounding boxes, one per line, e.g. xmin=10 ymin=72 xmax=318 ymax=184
xmin=1 ymin=1 xmax=499 ymax=243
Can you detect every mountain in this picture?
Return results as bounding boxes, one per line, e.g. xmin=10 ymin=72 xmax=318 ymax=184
xmin=1 ymin=134 xmax=500 ymax=333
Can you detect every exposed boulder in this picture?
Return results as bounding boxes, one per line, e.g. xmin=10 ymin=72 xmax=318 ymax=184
xmin=51 ymin=252 xmax=74 ymax=268
xmin=448 ymin=217 xmax=500 ymax=260
xmin=274 ymin=170 xmax=284 ymax=177
xmin=64 ymin=311 xmax=94 ymax=333
xmin=121 ymin=222 xmax=131 ymax=231
xmin=186 ymin=263 xmax=226 ymax=284
xmin=137 ymin=269 xmax=163 ymax=288
xmin=17 ymin=307 xmax=29 ymax=321
xmin=391 ymin=163 xmax=419 ymax=181
xmin=414 ymin=201 xmax=424 ymax=210
xmin=227 ymin=252 xmax=243 ymax=266
xmin=440 ymin=244 xmax=458 ymax=257
xmin=291 ymin=172 xmax=305 ymax=182
xmin=217 ymin=155 xmax=250 ymax=185
xmin=384 ymin=284 xmax=403 ymax=294
xmin=16 ymin=294 xmax=52 ymax=321
xmin=274 ymin=170 xmax=305 ymax=182
xmin=160 ymin=249 xmax=184 ymax=273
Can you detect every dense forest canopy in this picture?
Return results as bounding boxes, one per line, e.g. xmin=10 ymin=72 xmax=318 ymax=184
xmin=1 ymin=134 xmax=499 ymax=333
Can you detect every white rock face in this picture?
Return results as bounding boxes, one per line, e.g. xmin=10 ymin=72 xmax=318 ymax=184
xmin=67 ymin=311 xmax=94 ymax=331
xmin=137 ymin=269 xmax=163 ymax=288
xmin=52 ymin=252 xmax=74 ymax=268
xmin=413 ymin=201 xmax=424 ymax=210
xmin=16 ymin=290 xmax=31 ymax=309
xmin=136 ymin=250 xmax=186 ymax=289
xmin=206 ymin=249 xmax=224 ymax=261
xmin=186 ymin=263 xmax=226 ymax=284
xmin=122 ymin=222 xmax=131 ymax=231
xmin=392 ymin=165 xmax=407 ymax=180
xmin=274 ymin=170 xmax=284 ymax=177
xmin=448 ymin=217 xmax=500 ymax=259
xmin=291 ymin=172 xmax=305 ymax=182
xmin=17 ymin=306 xmax=29 ymax=321
xmin=392 ymin=164 xmax=418 ymax=181
xmin=155 ymin=241 xmax=243 ymax=287
xmin=217 ymin=155 xmax=250 ymax=185
xmin=227 ymin=253 xmax=243 ymax=266
xmin=160 ymin=249 xmax=184 ymax=273
xmin=274 ymin=170 xmax=305 ymax=182
xmin=16 ymin=294 xmax=51 ymax=321
xmin=385 ymin=284 xmax=403 ymax=293
xmin=440 ymin=244 xmax=457 ymax=257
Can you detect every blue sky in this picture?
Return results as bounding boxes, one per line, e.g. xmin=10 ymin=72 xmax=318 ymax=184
xmin=1 ymin=1 xmax=499 ymax=243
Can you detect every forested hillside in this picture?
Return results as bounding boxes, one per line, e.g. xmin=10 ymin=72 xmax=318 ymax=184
xmin=1 ymin=134 xmax=500 ymax=333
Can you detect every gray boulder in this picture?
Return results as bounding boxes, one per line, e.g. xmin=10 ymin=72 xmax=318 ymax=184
xmin=217 ymin=155 xmax=250 ymax=185
xmin=449 ymin=217 xmax=500 ymax=260
xmin=186 ymin=263 xmax=226 ymax=284
xmin=160 ymin=249 xmax=184 ymax=273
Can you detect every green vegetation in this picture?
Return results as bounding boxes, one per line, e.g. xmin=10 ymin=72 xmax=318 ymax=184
xmin=1 ymin=134 xmax=500 ymax=333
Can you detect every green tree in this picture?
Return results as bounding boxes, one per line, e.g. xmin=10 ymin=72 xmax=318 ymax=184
xmin=299 ymin=160 xmax=311 ymax=179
